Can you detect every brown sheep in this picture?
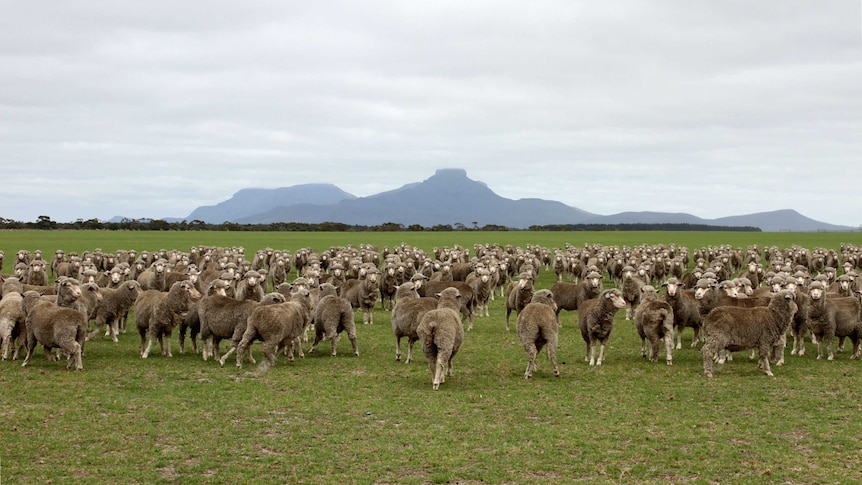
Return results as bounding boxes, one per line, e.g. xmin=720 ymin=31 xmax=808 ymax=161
xmin=235 ymin=288 xmax=313 ymax=370
xmin=309 ymin=283 xmax=358 ymax=357
xmin=516 ymin=289 xmax=560 ymax=379
xmin=806 ymin=282 xmax=862 ymax=360
xmin=419 ymin=280 xmax=475 ymax=331
xmin=0 ymin=291 xmax=26 ymax=360
xmin=136 ymin=259 xmax=168 ymax=292
xmin=136 ymin=281 xmax=202 ymax=358
xmin=392 ymin=282 xmax=439 ymax=363
xmin=465 ymin=267 xmax=493 ymax=318
xmin=343 ymin=268 xmax=380 ymax=325
xmin=621 ymin=266 xmax=645 ymax=321
xmin=505 ymin=272 xmax=535 ymax=332
xmin=21 ymin=291 xmax=85 ymax=370
xmin=550 ymin=270 xmax=603 ymax=325
xmin=416 ymin=287 xmax=464 ymax=390
xmin=234 ymin=270 xmax=265 ymax=302
xmin=86 ymin=280 xmax=142 ymax=342
xmin=701 ymin=291 xmax=798 ymax=378
xmin=634 ymin=285 xmax=675 ymax=365
xmin=578 ymin=288 xmax=627 ymax=366
xmin=663 ymin=278 xmax=703 ymax=349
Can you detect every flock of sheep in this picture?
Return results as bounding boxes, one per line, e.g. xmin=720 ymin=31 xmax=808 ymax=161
xmin=1 ymin=241 xmax=861 ymax=388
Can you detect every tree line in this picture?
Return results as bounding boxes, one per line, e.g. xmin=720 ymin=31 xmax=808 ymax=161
xmin=0 ymin=216 xmax=760 ymax=232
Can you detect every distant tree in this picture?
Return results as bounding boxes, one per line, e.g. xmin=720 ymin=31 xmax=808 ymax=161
xmin=35 ymin=215 xmax=57 ymax=230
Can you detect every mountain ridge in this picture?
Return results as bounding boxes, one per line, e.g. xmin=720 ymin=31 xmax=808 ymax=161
xmin=154 ymin=168 xmax=851 ymax=232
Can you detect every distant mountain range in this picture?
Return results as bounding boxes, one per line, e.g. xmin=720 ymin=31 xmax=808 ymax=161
xmin=131 ymin=168 xmax=853 ymax=232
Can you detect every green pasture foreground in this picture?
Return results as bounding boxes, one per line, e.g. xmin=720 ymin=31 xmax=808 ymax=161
xmin=1 ymin=231 xmax=862 ymax=484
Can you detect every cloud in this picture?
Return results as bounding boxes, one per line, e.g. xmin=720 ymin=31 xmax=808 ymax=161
xmin=0 ymin=1 xmax=859 ymax=226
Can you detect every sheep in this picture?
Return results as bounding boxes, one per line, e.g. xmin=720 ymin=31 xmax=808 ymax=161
xmin=86 ymin=280 xmax=142 ymax=342
xmin=516 ymin=289 xmax=560 ymax=379
xmin=213 ymin=292 xmax=288 ymax=366
xmin=621 ymin=266 xmax=645 ymax=320
xmin=505 ymin=272 xmax=535 ymax=331
xmin=235 ymin=287 xmax=312 ymax=370
xmin=20 ymin=291 xmax=85 ymax=370
xmin=136 ymin=259 xmax=167 ymax=292
xmin=701 ymin=290 xmax=798 ymax=378
xmin=0 ymin=291 xmax=26 ymax=360
xmin=378 ymin=262 xmax=399 ymax=311
xmin=416 ymin=287 xmax=464 ymax=390
xmin=550 ymin=270 xmax=603 ymax=325
xmin=309 ymin=283 xmax=358 ymax=357
xmin=806 ymin=281 xmax=862 ymax=360
xmin=419 ymin=280 xmax=476 ymax=331
xmin=343 ymin=267 xmax=380 ymax=325
xmin=25 ymin=259 xmax=48 ymax=286
xmin=633 ymin=285 xmax=675 ymax=365
xmin=465 ymin=267 xmax=493 ymax=317
xmin=234 ymin=270 xmax=265 ymax=302
xmin=578 ymin=288 xmax=627 ymax=366
xmin=136 ymin=281 xmax=202 ymax=358
xmin=2 ymin=276 xmax=24 ymax=298
xmin=391 ymin=282 xmax=439 ymax=363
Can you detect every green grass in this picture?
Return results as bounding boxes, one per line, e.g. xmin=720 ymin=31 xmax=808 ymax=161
xmin=2 ymin=230 xmax=862 ymax=483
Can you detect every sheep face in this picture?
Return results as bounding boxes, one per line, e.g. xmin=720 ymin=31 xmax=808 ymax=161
xmin=604 ymin=289 xmax=627 ymax=309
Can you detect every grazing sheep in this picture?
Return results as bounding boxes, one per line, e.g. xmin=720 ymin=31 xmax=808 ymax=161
xmin=392 ymin=283 xmax=439 ymax=363
xmin=578 ymin=288 xmax=627 ymax=366
xmin=0 ymin=291 xmax=26 ymax=360
xmin=516 ymin=289 xmax=560 ymax=379
xmin=505 ymin=272 xmax=535 ymax=332
xmin=235 ymin=288 xmax=313 ymax=370
xmin=701 ymin=291 xmax=798 ymax=378
xmin=550 ymin=270 xmax=603 ymax=325
xmin=806 ymin=282 xmax=862 ymax=360
xmin=20 ymin=291 xmax=85 ymax=370
xmin=416 ymin=287 xmax=464 ymax=390
xmin=634 ymin=286 xmax=675 ymax=365
xmin=309 ymin=283 xmax=358 ymax=357
xmin=136 ymin=281 xmax=202 ymax=358
xmin=86 ymin=280 xmax=142 ymax=342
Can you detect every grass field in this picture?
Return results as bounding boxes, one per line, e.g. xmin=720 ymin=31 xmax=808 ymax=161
xmin=2 ymin=230 xmax=862 ymax=484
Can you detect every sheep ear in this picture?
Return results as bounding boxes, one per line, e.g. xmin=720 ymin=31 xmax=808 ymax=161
xmin=604 ymin=292 xmax=611 ymax=299
xmin=435 ymin=292 xmax=442 ymax=298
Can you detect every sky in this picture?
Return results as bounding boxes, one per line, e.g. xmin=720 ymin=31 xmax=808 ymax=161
xmin=1 ymin=1 xmax=860 ymax=226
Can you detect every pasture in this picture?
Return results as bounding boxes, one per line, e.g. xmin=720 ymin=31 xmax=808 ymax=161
xmin=1 ymin=230 xmax=862 ymax=484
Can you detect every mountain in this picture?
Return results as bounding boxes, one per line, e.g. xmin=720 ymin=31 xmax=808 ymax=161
xmin=235 ymin=168 xmax=597 ymax=227
xmin=185 ymin=184 xmax=356 ymax=224
xmin=171 ymin=168 xmax=853 ymax=232
xmin=581 ymin=209 xmax=850 ymax=232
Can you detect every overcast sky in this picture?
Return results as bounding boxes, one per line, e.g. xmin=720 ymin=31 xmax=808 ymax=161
xmin=2 ymin=1 xmax=860 ymax=226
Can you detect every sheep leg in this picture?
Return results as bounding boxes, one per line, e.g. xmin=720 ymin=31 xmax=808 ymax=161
xmin=406 ymin=339 xmax=415 ymax=364
xmin=675 ymin=328 xmax=682 ymax=350
xmin=309 ymin=329 xmax=324 ymax=354
xmin=262 ymin=341 xmax=278 ymax=367
xmin=702 ymin=344 xmax=715 ymax=378
xmin=588 ymin=341 xmax=597 ymax=366
xmin=664 ymin=333 xmax=674 ymax=366
xmin=328 ymin=332 xmax=340 ymax=357
xmin=823 ymin=333 xmax=835 ymax=361
xmin=21 ymin=334 xmax=38 ymax=367
xmin=524 ymin=343 xmax=537 ymax=379
xmin=235 ymin=335 xmax=252 ymax=369
xmin=163 ymin=330 xmax=173 ymax=357
xmin=347 ymin=329 xmax=358 ymax=356
xmin=772 ymin=334 xmax=786 ymax=366
xmin=547 ymin=341 xmax=560 ymax=377
xmin=650 ymin=338 xmax=661 ymax=362
xmin=218 ymin=346 xmax=237 ymax=366
xmin=758 ymin=343 xmax=774 ymax=377
xmin=394 ymin=336 xmax=402 ymax=362
xmin=141 ymin=331 xmax=155 ymax=359
xmin=640 ymin=338 xmax=647 ymax=359
xmin=584 ymin=341 xmax=591 ymax=363
xmin=596 ymin=342 xmax=607 ymax=366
